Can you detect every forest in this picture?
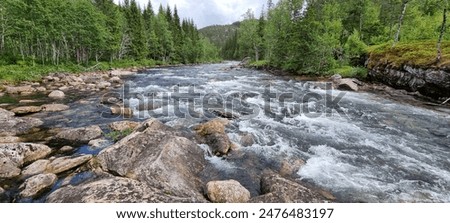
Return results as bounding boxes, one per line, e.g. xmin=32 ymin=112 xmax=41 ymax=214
xmin=222 ymin=0 xmax=450 ymax=76
xmin=0 ymin=0 xmax=219 ymax=81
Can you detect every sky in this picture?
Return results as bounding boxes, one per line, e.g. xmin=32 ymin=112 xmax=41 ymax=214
xmin=114 ymin=0 xmax=279 ymax=28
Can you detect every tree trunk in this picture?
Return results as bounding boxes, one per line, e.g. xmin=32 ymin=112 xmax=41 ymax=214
xmin=393 ymin=0 xmax=409 ymax=47
xmin=437 ymin=8 xmax=448 ymax=63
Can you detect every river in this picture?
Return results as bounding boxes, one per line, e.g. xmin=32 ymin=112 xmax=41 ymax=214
xmin=4 ymin=62 xmax=450 ymax=203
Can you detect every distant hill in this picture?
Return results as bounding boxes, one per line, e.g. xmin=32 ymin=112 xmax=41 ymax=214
xmin=199 ymin=22 xmax=240 ymax=48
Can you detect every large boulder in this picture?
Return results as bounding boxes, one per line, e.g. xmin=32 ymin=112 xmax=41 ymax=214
xmin=53 ymin=125 xmax=103 ymax=146
xmin=0 ymin=108 xmax=43 ymax=137
xmin=47 ymin=155 xmax=92 ymax=174
xmin=48 ymin=90 xmax=65 ymax=99
xmin=46 ymin=176 xmax=202 ymax=203
xmin=206 ymin=180 xmax=251 ymax=203
xmin=19 ymin=173 xmax=57 ymax=198
xmin=0 ymin=143 xmax=51 ymax=179
xmin=194 ymin=119 xmax=232 ymax=155
xmin=11 ymin=106 xmax=42 ymax=115
xmin=250 ymin=172 xmax=334 ymax=203
xmin=97 ymin=119 xmax=207 ymax=201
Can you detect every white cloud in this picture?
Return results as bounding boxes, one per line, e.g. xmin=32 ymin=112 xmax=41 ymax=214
xmin=114 ymin=0 xmax=279 ymax=28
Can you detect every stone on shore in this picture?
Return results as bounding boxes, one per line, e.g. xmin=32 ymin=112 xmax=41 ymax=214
xmin=11 ymin=106 xmax=42 ymax=115
xmin=47 ymin=155 xmax=93 ymax=174
xmin=206 ymin=180 xmax=251 ymax=203
xmin=48 ymin=90 xmax=65 ymax=99
xmin=19 ymin=173 xmax=57 ymax=198
xmin=21 ymin=159 xmax=50 ymax=179
xmin=41 ymin=104 xmax=70 ymax=112
xmin=53 ymin=125 xmax=103 ymax=146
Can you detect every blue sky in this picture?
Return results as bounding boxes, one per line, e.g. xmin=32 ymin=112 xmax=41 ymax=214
xmin=114 ymin=0 xmax=279 ymax=28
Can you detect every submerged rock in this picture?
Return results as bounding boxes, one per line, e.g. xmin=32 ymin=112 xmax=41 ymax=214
xmin=48 ymin=90 xmax=65 ymax=99
xmin=206 ymin=180 xmax=251 ymax=203
xmin=53 ymin=125 xmax=103 ymax=146
xmin=11 ymin=106 xmax=42 ymax=115
xmin=250 ymin=172 xmax=333 ymax=203
xmin=19 ymin=173 xmax=57 ymax=198
xmin=47 ymin=155 xmax=93 ymax=174
xmin=194 ymin=119 xmax=232 ymax=155
xmin=41 ymin=104 xmax=70 ymax=112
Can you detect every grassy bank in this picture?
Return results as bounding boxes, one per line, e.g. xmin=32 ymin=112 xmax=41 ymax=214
xmin=0 ymin=59 xmax=224 ymax=84
xmin=367 ymin=41 xmax=450 ymax=69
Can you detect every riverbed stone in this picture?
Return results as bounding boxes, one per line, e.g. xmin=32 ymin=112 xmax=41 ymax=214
xmin=59 ymin=146 xmax=75 ymax=153
xmin=6 ymin=85 xmax=35 ymax=95
xmin=110 ymin=77 xmax=121 ymax=83
xmin=0 ymin=109 xmax=43 ymax=137
xmin=97 ymin=81 xmax=111 ymax=89
xmin=0 ymin=143 xmax=51 ymax=179
xmin=47 ymin=155 xmax=93 ymax=174
xmin=97 ymin=119 xmax=207 ymax=201
xmin=109 ymin=121 xmax=140 ymax=132
xmin=110 ymin=106 xmax=133 ymax=117
xmin=88 ymin=139 xmax=109 ymax=148
xmin=250 ymin=172 xmax=332 ymax=203
xmin=53 ymin=125 xmax=103 ymax=146
xmin=337 ymin=79 xmax=359 ymax=92
xmin=0 ymin=136 xmax=21 ymax=143
xmin=41 ymin=104 xmax=70 ymax=112
xmin=240 ymin=132 xmax=255 ymax=147
xmin=279 ymin=159 xmax=306 ymax=177
xmin=0 ymin=108 xmax=15 ymax=119
xmin=48 ymin=90 xmax=65 ymax=99
xmin=19 ymin=173 xmax=57 ymax=198
xmin=206 ymin=180 xmax=251 ymax=203
xmin=194 ymin=119 xmax=232 ymax=155
xmin=11 ymin=106 xmax=42 ymax=115
xmin=21 ymin=159 xmax=50 ymax=178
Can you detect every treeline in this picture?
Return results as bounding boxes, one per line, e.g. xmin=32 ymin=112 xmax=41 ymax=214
xmin=0 ymin=0 xmax=219 ymax=67
xmin=223 ymin=0 xmax=450 ymax=74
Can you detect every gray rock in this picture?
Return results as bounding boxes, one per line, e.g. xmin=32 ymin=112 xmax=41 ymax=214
xmin=36 ymin=87 xmax=47 ymax=92
xmin=47 ymin=155 xmax=92 ymax=174
xmin=41 ymin=104 xmax=70 ymax=112
xmin=54 ymin=125 xmax=103 ymax=145
xmin=110 ymin=77 xmax=122 ymax=83
xmin=59 ymin=146 xmax=75 ymax=153
xmin=109 ymin=121 xmax=139 ymax=132
xmin=194 ymin=119 xmax=232 ymax=155
xmin=98 ymin=119 xmax=207 ymax=201
xmin=88 ymin=139 xmax=109 ymax=148
xmin=250 ymin=172 xmax=333 ymax=203
xmin=110 ymin=106 xmax=133 ymax=117
xmin=0 ymin=116 xmax=43 ymax=137
xmin=11 ymin=106 xmax=42 ymax=115
xmin=48 ymin=90 xmax=65 ymax=99
xmin=0 ymin=136 xmax=21 ymax=143
xmin=21 ymin=159 xmax=50 ymax=178
xmin=206 ymin=180 xmax=251 ymax=203
xmin=337 ymin=79 xmax=359 ymax=92
xmin=6 ymin=85 xmax=35 ymax=95
xmin=0 ymin=186 xmax=4 ymax=195
xmin=19 ymin=173 xmax=57 ymax=198
xmin=279 ymin=159 xmax=305 ymax=177
xmin=0 ymin=108 xmax=15 ymax=119
xmin=97 ymin=81 xmax=111 ymax=90
xmin=0 ymin=143 xmax=52 ymax=170
xmin=46 ymin=176 xmax=203 ymax=203
xmin=240 ymin=133 xmax=255 ymax=147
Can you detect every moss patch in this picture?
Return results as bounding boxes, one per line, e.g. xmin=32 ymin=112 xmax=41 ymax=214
xmin=367 ymin=41 xmax=450 ymax=69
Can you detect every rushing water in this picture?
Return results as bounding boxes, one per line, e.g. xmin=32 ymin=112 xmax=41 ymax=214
xmin=122 ymin=62 xmax=450 ymax=203
xmin=2 ymin=62 xmax=449 ymax=203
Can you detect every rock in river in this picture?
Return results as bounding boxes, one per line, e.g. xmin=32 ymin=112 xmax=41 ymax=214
xmin=47 ymin=155 xmax=92 ymax=174
xmin=194 ymin=119 xmax=232 ymax=155
xmin=41 ymin=104 xmax=70 ymax=112
xmin=97 ymin=119 xmax=207 ymax=201
xmin=21 ymin=159 xmax=50 ymax=179
xmin=53 ymin=125 xmax=103 ymax=146
xmin=19 ymin=173 xmax=57 ymax=198
xmin=11 ymin=106 xmax=42 ymax=115
xmin=108 ymin=121 xmax=139 ymax=132
xmin=48 ymin=90 xmax=65 ymax=99
xmin=206 ymin=180 xmax=251 ymax=203
xmin=250 ymin=172 xmax=333 ymax=203
xmin=0 ymin=108 xmax=43 ymax=137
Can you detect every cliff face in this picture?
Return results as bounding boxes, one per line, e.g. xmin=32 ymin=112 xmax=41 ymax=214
xmin=368 ymin=63 xmax=450 ymax=99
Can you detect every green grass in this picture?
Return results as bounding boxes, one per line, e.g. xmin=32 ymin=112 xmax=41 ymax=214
xmin=249 ymin=60 xmax=269 ymax=68
xmin=330 ymin=66 xmax=368 ymax=79
xmin=367 ymin=40 xmax=450 ymax=69
xmin=105 ymin=128 xmax=134 ymax=142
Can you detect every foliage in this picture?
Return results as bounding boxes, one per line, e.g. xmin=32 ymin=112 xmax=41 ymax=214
xmin=0 ymin=0 xmax=220 ymax=81
xmin=330 ymin=66 xmax=368 ymax=79
xmin=105 ymin=128 xmax=133 ymax=142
